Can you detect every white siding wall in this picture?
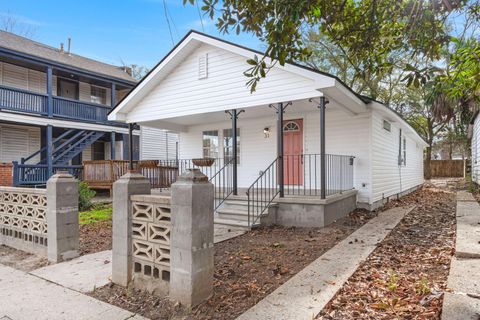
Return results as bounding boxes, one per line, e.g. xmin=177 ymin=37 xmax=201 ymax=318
xmin=140 ymin=126 xmax=179 ymax=160
xmin=0 ymin=124 xmax=41 ymax=163
xmin=179 ymin=108 xmax=372 ymax=202
xmin=371 ymin=110 xmax=424 ymax=203
xmin=0 ymin=61 xmax=111 ymax=105
xmin=472 ymin=115 xmax=480 ymax=183
xmin=128 ymin=44 xmax=322 ymax=122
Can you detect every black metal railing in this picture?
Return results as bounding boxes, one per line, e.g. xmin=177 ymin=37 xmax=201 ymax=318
xmin=246 ymin=157 xmax=280 ymax=226
xmin=209 ymin=158 xmax=234 ymax=211
xmin=283 ymin=154 xmax=355 ymax=197
xmin=13 ymin=162 xmax=83 ymax=186
xmin=247 ymin=154 xmax=355 ymax=227
xmin=157 ymin=158 xmax=226 ymax=185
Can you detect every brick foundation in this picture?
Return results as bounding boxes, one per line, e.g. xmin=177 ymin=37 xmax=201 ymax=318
xmin=0 ymin=163 xmax=13 ymax=187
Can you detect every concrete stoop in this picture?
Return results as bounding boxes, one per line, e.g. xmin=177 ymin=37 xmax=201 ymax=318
xmin=441 ymin=191 xmax=480 ymax=320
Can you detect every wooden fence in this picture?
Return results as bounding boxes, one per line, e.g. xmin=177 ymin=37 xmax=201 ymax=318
xmin=83 ymin=160 xmax=178 ymax=193
xmin=426 ymin=160 xmax=466 ymax=178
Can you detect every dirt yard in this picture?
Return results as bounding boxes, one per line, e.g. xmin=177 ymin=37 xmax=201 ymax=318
xmin=317 ymin=185 xmax=457 ymax=319
xmin=79 ymin=220 xmax=112 ymax=255
xmin=90 ymin=208 xmax=376 ymax=320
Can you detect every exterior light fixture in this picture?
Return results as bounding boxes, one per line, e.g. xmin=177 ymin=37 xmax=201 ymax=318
xmin=263 ymin=127 xmax=270 ymax=138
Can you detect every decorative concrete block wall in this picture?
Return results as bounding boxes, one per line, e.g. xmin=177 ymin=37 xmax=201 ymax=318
xmin=130 ymin=194 xmax=171 ymax=295
xmin=0 ymin=172 xmax=79 ymax=262
xmin=0 ymin=186 xmax=48 ymax=255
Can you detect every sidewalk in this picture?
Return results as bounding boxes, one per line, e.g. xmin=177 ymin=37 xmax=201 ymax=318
xmin=236 ymin=205 xmax=413 ymax=320
xmin=442 ymin=191 xmax=480 ymax=320
xmin=0 ymin=264 xmax=146 ymax=320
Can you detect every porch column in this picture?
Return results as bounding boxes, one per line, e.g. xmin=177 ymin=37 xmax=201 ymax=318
xmin=319 ymin=96 xmax=328 ymax=199
xmin=47 ymin=125 xmax=53 ymax=178
xmin=110 ymin=132 xmax=116 ymax=160
xmin=111 ymin=83 xmax=116 ymax=107
xmin=128 ymin=123 xmax=135 ymax=170
xmin=232 ymin=109 xmax=238 ymax=195
xmin=46 ymin=66 xmax=53 ymax=118
xmin=277 ymin=102 xmax=284 ymax=198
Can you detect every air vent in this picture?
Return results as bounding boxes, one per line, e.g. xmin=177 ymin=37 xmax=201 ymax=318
xmin=198 ymin=53 xmax=208 ymax=79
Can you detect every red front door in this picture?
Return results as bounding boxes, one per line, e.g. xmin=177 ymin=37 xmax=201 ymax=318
xmin=283 ymin=119 xmax=303 ymax=185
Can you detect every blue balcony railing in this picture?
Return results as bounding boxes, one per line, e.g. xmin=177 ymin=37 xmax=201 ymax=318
xmin=0 ymin=84 xmax=125 ymax=126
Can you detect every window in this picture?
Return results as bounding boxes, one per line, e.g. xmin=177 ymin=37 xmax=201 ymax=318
xmin=202 ymin=130 xmax=219 ymax=158
xmin=383 ymin=120 xmax=391 ymax=132
xmin=283 ymin=121 xmax=300 ymax=132
xmin=90 ymin=86 xmax=107 ymax=105
xmin=223 ymin=128 xmax=240 ymax=164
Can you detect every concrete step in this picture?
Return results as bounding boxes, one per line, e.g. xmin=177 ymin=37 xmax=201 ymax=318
xmin=221 ymin=200 xmax=249 ymax=211
xmin=217 ymin=208 xmax=249 ymax=221
xmin=214 ymin=217 xmax=251 ymax=229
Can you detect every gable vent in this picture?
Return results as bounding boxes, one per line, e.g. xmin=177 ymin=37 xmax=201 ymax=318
xmin=198 ymin=53 xmax=208 ymax=79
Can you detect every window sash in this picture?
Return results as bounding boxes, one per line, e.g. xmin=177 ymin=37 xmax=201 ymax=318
xmin=90 ymin=86 xmax=107 ymax=105
xmin=223 ymin=128 xmax=240 ymax=164
xmin=202 ymin=130 xmax=219 ymax=158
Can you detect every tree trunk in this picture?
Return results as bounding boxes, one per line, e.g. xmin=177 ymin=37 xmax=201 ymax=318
xmin=425 ymin=146 xmax=432 ymax=180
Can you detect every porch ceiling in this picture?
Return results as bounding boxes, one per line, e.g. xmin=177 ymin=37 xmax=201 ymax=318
xmin=137 ymin=96 xmax=363 ymax=132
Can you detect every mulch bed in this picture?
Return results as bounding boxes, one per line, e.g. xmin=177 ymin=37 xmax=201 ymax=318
xmin=317 ymin=185 xmax=457 ymax=319
xmin=90 ymin=208 xmax=376 ymax=320
xmin=79 ymin=220 xmax=112 ymax=255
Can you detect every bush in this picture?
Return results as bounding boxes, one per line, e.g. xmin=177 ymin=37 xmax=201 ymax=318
xmin=79 ymin=181 xmax=96 ymax=211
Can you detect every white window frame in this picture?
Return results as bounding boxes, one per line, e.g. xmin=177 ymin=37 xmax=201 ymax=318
xmin=202 ymin=130 xmax=219 ymax=158
xmin=90 ymin=85 xmax=107 ymax=105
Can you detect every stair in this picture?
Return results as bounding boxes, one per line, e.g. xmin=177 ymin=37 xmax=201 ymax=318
xmin=53 ymin=131 xmax=104 ymax=165
xmin=214 ymin=198 xmax=276 ymax=229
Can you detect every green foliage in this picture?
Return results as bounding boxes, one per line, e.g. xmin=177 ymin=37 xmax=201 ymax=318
xmin=78 ymin=181 xmax=96 ymax=212
xmin=79 ymin=204 xmax=112 ymax=225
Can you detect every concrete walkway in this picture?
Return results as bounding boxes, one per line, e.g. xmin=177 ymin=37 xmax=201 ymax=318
xmin=236 ymin=205 xmax=413 ymax=320
xmin=0 ymin=264 xmax=146 ymax=320
xmin=30 ymin=224 xmax=246 ymax=294
xmin=442 ymin=191 xmax=480 ymax=320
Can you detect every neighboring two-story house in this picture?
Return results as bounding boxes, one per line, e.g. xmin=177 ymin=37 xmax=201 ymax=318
xmin=0 ymin=31 xmax=178 ymax=186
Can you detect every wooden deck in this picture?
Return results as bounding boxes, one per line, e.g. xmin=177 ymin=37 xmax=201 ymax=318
xmin=83 ymin=160 xmax=178 ymax=193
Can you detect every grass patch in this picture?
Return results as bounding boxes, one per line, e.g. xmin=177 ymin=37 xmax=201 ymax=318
xmin=80 ymin=204 xmax=112 ymax=225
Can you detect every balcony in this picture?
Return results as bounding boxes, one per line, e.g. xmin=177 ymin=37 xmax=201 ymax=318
xmin=0 ymin=84 xmax=126 ymax=127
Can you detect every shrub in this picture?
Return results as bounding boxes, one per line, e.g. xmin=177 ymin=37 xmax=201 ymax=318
xmin=79 ymin=181 xmax=96 ymax=211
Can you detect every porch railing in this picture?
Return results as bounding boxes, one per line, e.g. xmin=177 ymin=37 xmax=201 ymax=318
xmin=209 ymin=158 xmax=234 ymax=211
xmin=12 ymin=162 xmax=83 ymax=186
xmin=247 ymin=154 xmax=355 ymax=226
xmin=0 ymin=84 xmax=125 ymax=126
xmin=0 ymin=85 xmax=47 ymax=115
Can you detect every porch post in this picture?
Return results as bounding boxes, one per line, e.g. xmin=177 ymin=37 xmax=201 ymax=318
xmin=128 ymin=123 xmax=134 ymax=170
xmin=232 ymin=109 xmax=238 ymax=195
xmin=319 ymin=96 xmax=328 ymax=199
xmin=277 ymin=102 xmax=284 ymax=198
xmin=47 ymin=125 xmax=53 ymax=178
xmin=111 ymin=83 xmax=116 ymax=107
xmin=46 ymin=66 xmax=53 ymax=118
xmin=110 ymin=132 xmax=116 ymax=160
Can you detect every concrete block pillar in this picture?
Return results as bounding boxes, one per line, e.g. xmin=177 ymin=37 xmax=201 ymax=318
xmin=46 ymin=171 xmax=79 ymax=263
xmin=170 ymin=168 xmax=214 ymax=307
xmin=112 ymin=171 xmax=151 ymax=286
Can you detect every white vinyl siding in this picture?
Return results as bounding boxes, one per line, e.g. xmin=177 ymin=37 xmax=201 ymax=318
xmin=140 ymin=126 xmax=179 ymax=160
xmin=371 ymin=111 xmax=424 ymax=203
xmin=127 ymin=44 xmax=322 ymax=122
xmin=82 ymin=145 xmax=92 ymax=161
xmin=179 ymin=108 xmax=372 ymax=203
xmin=472 ymin=115 xmax=480 ymax=183
xmin=0 ymin=124 xmax=41 ymax=163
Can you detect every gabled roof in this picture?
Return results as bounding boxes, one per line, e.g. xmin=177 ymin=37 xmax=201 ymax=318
xmin=109 ymin=30 xmax=428 ymax=146
xmin=0 ymin=30 xmax=135 ymax=84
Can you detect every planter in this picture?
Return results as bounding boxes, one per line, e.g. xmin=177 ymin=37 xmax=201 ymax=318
xmin=192 ymin=158 xmax=215 ymax=167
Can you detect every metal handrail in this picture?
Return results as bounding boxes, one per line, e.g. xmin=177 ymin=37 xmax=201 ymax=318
xmin=209 ymin=157 xmax=235 ymax=211
xmin=246 ymin=157 xmax=280 ymax=226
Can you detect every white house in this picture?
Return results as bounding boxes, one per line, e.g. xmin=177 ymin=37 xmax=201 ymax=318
xmin=109 ymin=31 xmax=427 ymax=228
xmin=470 ymin=111 xmax=480 ymax=183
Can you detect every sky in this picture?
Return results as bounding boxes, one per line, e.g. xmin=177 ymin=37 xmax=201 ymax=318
xmin=0 ymin=0 xmax=263 ymax=69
